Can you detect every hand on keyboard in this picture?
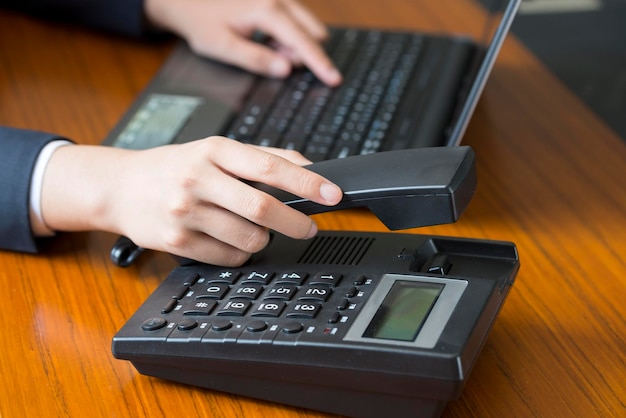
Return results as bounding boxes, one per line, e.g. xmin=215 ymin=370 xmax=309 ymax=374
xmin=144 ymin=0 xmax=342 ymax=86
xmin=225 ymin=28 xmax=428 ymax=162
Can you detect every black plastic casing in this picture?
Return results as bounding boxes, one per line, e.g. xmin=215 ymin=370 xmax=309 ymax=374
xmin=112 ymin=231 xmax=519 ymax=418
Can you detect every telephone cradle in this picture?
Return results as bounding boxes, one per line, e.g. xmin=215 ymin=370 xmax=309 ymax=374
xmin=112 ymin=147 xmax=520 ymax=418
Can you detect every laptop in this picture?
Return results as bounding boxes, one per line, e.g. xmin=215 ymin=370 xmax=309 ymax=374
xmin=103 ymin=0 xmax=520 ymax=162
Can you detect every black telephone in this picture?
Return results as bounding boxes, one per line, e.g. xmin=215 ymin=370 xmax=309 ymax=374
xmin=112 ymin=147 xmax=520 ymax=418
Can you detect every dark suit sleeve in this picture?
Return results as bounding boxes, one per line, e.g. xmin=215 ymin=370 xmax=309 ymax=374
xmin=0 ymin=127 xmax=72 ymax=253
xmin=0 ymin=0 xmax=150 ymax=38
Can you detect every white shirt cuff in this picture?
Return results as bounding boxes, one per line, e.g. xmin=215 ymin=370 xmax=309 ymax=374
xmin=29 ymin=140 xmax=73 ymax=236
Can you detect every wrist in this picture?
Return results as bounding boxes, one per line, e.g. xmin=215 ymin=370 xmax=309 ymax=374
xmin=40 ymin=145 xmax=131 ymax=235
xmin=144 ymin=0 xmax=181 ymax=33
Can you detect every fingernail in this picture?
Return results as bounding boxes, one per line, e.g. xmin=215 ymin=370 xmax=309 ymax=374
xmin=306 ymin=222 xmax=317 ymax=239
xmin=320 ymin=182 xmax=342 ymax=204
xmin=270 ymin=58 xmax=290 ymax=77
xmin=305 ymin=221 xmax=318 ymax=239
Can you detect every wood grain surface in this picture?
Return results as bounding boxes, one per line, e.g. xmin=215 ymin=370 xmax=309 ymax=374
xmin=1 ymin=1 xmax=625 ymax=417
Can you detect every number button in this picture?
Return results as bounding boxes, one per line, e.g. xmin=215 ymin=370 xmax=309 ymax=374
xmin=216 ymin=300 xmax=251 ymax=316
xmin=196 ymin=283 xmax=229 ymax=299
xmin=231 ymin=284 xmax=263 ymax=300
xmin=310 ymin=273 xmax=342 ymax=287
xmin=242 ymin=271 xmax=274 ymax=284
xmin=252 ymin=302 xmax=286 ymax=318
xmin=285 ymin=303 xmax=322 ymax=319
xmin=276 ymin=271 xmax=308 ymax=285
xmin=297 ymin=285 xmax=332 ymax=302
xmin=264 ymin=284 xmax=297 ymax=300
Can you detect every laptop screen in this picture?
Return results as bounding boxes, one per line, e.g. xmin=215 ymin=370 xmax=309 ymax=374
xmin=447 ymin=0 xmax=521 ymax=144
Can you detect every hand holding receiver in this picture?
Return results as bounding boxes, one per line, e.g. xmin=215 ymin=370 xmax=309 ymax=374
xmin=251 ymin=146 xmax=476 ymax=230
xmin=111 ymin=146 xmax=476 ymax=267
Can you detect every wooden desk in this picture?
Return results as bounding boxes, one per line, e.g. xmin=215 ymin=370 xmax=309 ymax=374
xmin=1 ymin=1 xmax=625 ymax=417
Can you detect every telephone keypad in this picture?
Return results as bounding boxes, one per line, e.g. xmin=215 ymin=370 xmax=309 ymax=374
xmin=148 ymin=268 xmax=371 ymax=343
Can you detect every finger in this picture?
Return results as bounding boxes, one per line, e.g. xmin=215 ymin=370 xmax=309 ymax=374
xmin=172 ymin=200 xmax=272 ymax=254
xmin=165 ymin=229 xmax=253 ymax=267
xmin=270 ymin=40 xmax=304 ymax=67
xmin=197 ymin=31 xmax=293 ymax=78
xmin=195 ymin=168 xmax=319 ymax=240
xmin=252 ymin=9 xmax=342 ymax=86
xmin=251 ymin=145 xmax=312 ymax=165
xmin=209 ymin=139 xmax=342 ymax=205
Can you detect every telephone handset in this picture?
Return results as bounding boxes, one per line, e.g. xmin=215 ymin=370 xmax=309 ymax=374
xmin=251 ymin=145 xmax=476 ymax=229
xmin=110 ymin=146 xmax=476 ymax=266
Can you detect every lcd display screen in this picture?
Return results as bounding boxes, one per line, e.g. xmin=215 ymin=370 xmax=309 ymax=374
xmin=363 ymin=281 xmax=444 ymax=341
xmin=112 ymin=94 xmax=203 ymax=150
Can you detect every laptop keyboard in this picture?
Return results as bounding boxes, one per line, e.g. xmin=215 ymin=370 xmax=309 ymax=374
xmin=225 ymin=28 xmax=430 ymax=162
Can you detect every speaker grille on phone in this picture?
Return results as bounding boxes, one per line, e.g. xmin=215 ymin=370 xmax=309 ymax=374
xmin=298 ymin=235 xmax=374 ymax=265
